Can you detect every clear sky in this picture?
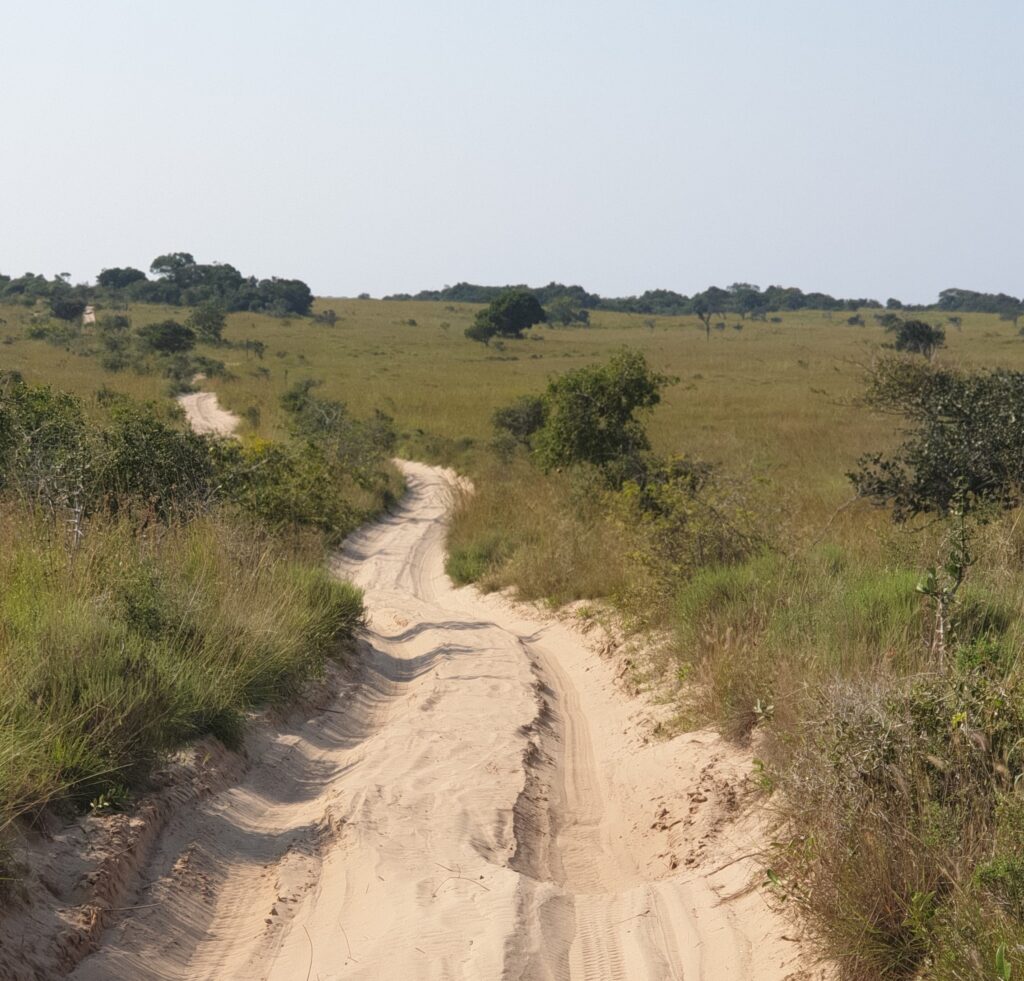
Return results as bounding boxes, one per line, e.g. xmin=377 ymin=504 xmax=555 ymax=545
xmin=1 ymin=1 xmax=1020 ymax=302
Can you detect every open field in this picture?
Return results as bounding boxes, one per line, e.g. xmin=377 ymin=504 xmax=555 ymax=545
xmin=5 ymin=297 xmax=1022 ymax=536
xmin=6 ymin=302 xmax=1021 ymax=449
xmin=6 ymin=298 xmax=1024 ymax=977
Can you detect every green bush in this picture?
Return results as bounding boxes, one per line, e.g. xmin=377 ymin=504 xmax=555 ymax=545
xmin=136 ymin=319 xmax=195 ymax=354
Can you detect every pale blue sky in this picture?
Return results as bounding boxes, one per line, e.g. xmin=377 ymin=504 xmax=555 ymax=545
xmin=1 ymin=1 xmax=1020 ymax=302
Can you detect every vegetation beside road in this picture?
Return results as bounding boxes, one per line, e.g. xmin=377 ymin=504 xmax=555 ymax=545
xmin=0 ymin=373 xmax=396 ymax=885
xmin=6 ymin=284 xmax=1024 ymax=975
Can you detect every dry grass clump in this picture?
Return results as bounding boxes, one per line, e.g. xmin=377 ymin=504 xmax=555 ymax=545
xmin=774 ymin=667 xmax=1024 ymax=980
xmin=446 ymin=455 xmax=628 ymax=604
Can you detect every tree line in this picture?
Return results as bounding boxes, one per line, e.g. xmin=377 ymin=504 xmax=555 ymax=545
xmin=0 ymin=252 xmax=314 ymax=317
xmin=385 ymin=280 xmax=1023 ymax=321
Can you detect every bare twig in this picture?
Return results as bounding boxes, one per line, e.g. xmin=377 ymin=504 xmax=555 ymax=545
xmin=431 ymin=862 xmax=491 ymax=897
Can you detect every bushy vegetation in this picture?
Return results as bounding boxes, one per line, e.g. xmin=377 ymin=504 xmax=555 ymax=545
xmin=8 ymin=286 xmax=1024 ymax=973
xmin=884 ymin=317 xmax=947 ymax=359
xmin=448 ymin=343 xmax=1024 ymax=978
xmin=451 ymin=352 xmax=759 ymax=610
xmin=1 ymin=251 xmax=314 ymax=317
xmin=213 ymin=380 xmax=398 ymax=542
xmin=529 ymin=349 xmax=672 ymax=482
xmin=0 ymin=375 xmax=395 ymax=873
xmin=464 ymin=289 xmax=547 ymax=344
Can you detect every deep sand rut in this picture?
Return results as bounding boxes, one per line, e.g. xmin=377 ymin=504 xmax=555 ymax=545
xmin=70 ymin=454 xmax=821 ymax=980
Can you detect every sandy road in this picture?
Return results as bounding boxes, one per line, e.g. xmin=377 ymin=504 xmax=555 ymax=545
xmin=69 ymin=448 xmax=821 ymax=979
xmin=176 ymin=391 xmax=239 ymax=436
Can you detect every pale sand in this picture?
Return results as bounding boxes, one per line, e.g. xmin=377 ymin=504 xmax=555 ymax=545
xmin=63 ymin=459 xmax=827 ymax=980
xmin=176 ymin=390 xmax=239 ymax=437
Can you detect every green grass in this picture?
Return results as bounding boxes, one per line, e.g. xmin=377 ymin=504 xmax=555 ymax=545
xmin=0 ymin=507 xmax=363 ymax=829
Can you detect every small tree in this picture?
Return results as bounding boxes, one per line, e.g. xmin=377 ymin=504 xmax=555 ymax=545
xmin=136 ymin=320 xmax=196 ymax=354
xmin=692 ymin=286 xmax=729 ymax=340
xmin=49 ymin=294 xmax=87 ymax=322
xmin=998 ymin=299 xmax=1023 ymax=328
xmin=850 ymin=358 xmax=1024 ymax=659
xmin=545 ymin=295 xmax=590 ymax=327
xmin=186 ymin=302 xmax=227 ymax=344
xmin=728 ymin=283 xmax=764 ymax=320
xmin=533 ymin=349 xmax=673 ymax=484
xmin=464 ymin=319 xmax=495 ymax=345
xmin=465 ymin=290 xmax=546 ymax=344
xmin=885 ymin=318 xmax=945 ymax=360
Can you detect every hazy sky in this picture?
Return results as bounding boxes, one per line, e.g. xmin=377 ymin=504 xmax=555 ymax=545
xmin=2 ymin=1 xmax=1020 ymax=302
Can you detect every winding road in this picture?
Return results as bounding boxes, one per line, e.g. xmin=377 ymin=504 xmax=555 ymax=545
xmin=69 ymin=428 xmax=819 ymax=978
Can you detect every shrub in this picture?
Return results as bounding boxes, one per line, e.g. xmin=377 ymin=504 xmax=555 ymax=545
xmin=885 ymin=318 xmax=946 ymax=359
xmin=49 ymin=295 xmax=86 ymax=322
xmin=532 ymin=349 xmax=673 ymax=483
xmin=97 ymin=402 xmax=213 ymax=519
xmin=136 ymin=319 xmax=196 ymax=354
xmin=185 ymin=301 xmax=227 ymax=343
xmin=492 ymin=394 xmax=546 ymax=447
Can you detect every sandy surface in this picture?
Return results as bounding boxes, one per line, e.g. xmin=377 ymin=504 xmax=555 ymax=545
xmin=62 ymin=460 xmax=825 ymax=980
xmin=176 ymin=390 xmax=239 ymax=436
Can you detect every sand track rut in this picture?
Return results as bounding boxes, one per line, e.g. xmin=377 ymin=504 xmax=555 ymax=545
xmin=69 ymin=461 xmax=822 ymax=980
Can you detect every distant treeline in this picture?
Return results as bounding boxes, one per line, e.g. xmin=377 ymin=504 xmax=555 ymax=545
xmin=0 ymin=252 xmax=313 ymax=317
xmin=385 ymin=281 xmax=1024 ymax=319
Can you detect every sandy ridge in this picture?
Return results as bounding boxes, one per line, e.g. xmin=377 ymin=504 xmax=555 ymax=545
xmin=63 ymin=456 xmax=826 ymax=979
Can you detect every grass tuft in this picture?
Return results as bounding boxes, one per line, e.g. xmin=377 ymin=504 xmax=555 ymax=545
xmin=0 ymin=507 xmax=363 ymax=831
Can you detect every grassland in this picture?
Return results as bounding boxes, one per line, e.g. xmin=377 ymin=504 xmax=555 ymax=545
xmin=6 ymin=299 xmax=1018 ymax=485
xmin=5 ymin=297 xmax=1024 ymax=976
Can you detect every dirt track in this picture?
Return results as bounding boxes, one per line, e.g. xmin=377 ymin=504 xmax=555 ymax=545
xmin=64 ymin=433 xmax=822 ymax=979
xmin=176 ymin=391 xmax=239 ymax=436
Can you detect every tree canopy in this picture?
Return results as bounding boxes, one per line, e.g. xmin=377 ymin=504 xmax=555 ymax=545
xmin=885 ymin=318 xmax=946 ymax=359
xmin=851 ymin=359 xmax=1024 ymax=521
xmin=532 ymin=349 xmax=673 ymax=482
xmin=465 ymin=289 xmax=547 ymax=344
xmin=97 ymin=267 xmax=147 ymax=289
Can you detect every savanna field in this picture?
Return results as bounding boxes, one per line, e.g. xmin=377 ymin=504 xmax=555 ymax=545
xmin=6 ymin=297 xmax=1024 ymax=978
